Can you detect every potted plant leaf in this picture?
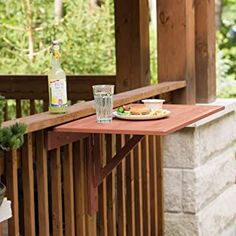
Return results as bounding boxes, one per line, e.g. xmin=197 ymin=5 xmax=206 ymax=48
xmin=0 ymin=96 xmax=27 ymax=206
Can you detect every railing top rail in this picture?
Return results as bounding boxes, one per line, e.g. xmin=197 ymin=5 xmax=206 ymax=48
xmin=2 ymin=81 xmax=186 ymax=133
xmin=0 ymin=75 xmax=116 ymax=100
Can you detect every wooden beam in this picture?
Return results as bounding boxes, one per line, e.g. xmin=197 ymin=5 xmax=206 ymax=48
xmin=157 ymin=0 xmax=196 ymax=104
xmin=195 ymin=0 xmax=216 ymax=103
xmin=115 ymin=0 xmax=150 ymax=92
xmin=0 ymin=75 xmax=115 ymax=100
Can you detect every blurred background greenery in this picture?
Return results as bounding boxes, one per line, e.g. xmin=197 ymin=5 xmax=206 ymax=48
xmin=0 ymin=0 xmax=235 ymax=98
xmin=217 ymin=0 xmax=236 ymax=97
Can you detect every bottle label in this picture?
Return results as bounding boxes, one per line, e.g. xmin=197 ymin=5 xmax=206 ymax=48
xmin=49 ymin=79 xmax=67 ymax=106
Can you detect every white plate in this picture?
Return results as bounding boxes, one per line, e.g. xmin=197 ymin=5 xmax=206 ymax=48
xmin=113 ymin=110 xmax=171 ymax=121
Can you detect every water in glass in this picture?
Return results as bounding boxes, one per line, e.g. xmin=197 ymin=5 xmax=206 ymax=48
xmin=94 ymin=92 xmax=113 ymax=123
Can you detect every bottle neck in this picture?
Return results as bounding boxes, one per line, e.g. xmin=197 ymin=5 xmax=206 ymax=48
xmin=51 ymin=56 xmax=61 ymax=69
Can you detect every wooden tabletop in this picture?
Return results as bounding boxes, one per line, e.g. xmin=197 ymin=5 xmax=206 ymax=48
xmin=55 ymin=104 xmax=224 ymax=136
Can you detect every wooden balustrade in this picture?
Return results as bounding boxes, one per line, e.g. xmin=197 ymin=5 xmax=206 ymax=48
xmin=0 ymin=79 xmax=186 ymax=236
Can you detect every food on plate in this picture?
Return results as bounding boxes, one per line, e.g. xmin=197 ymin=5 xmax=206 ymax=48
xmin=116 ymin=104 xmax=169 ymax=117
xmin=130 ymin=106 xmax=150 ymax=115
xmin=117 ymin=105 xmax=131 ymax=116
xmin=150 ymin=108 xmax=169 ymax=116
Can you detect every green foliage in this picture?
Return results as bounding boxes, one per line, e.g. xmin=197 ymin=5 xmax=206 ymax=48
xmin=0 ymin=96 xmax=27 ymax=151
xmin=217 ymin=0 xmax=236 ymax=97
xmin=150 ymin=27 xmax=158 ymax=84
xmin=0 ymin=0 xmax=115 ymax=75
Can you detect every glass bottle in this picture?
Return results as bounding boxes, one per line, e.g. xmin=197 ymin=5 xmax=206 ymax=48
xmin=48 ymin=41 xmax=68 ymax=113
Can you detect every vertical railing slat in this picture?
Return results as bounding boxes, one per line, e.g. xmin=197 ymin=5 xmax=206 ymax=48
xmin=85 ymin=138 xmax=97 ymax=236
xmin=156 ymin=136 xmax=164 ymax=235
xmin=125 ymin=135 xmax=136 ymax=236
xmin=106 ymin=134 xmax=117 ymax=236
xmin=73 ymin=141 xmax=86 ymax=236
xmin=63 ymin=144 xmax=75 ymax=236
xmin=142 ymin=136 xmax=151 ymax=236
xmin=6 ymin=150 xmax=19 ymax=236
xmin=149 ymin=136 xmax=158 ymax=235
xmin=51 ymin=148 xmax=63 ymax=236
xmin=134 ymin=142 xmax=143 ymax=236
xmin=35 ymin=131 xmax=50 ymax=236
xmin=22 ymin=133 xmax=36 ymax=236
xmin=117 ymin=135 xmax=126 ymax=236
xmin=43 ymin=100 xmax=49 ymax=112
xmin=3 ymin=102 xmax=8 ymax=121
xmin=16 ymin=100 xmax=22 ymax=118
xmin=30 ymin=100 xmax=36 ymax=115
xmin=98 ymin=134 xmax=108 ymax=236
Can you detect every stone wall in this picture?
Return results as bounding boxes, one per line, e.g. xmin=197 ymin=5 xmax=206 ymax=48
xmin=164 ymin=100 xmax=236 ymax=236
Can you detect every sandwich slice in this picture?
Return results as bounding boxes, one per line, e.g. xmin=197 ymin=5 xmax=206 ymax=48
xmin=130 ymin=105 xmax=150 ymax=115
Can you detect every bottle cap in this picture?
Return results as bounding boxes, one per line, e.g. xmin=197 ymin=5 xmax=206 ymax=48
xmin=50 ymin=40 xmax=61 ymax=59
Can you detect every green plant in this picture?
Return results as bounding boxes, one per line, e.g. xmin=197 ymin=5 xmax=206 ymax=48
xmin=217 ymin=0 xmax=236 ymax=97
xmin=0 ymin=96 xmax=27 ymax=151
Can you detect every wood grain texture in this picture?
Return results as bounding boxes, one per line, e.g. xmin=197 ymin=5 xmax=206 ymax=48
xmin=55 ymin=104 xmax=224 ymax=136
xmin=195 ymin=0 xmax=216 ymax=103
xmin=85 ymin=139 xmax=97 ymax=235
xmin=149 ymin=136 xmax=158 ymax=235
xmin=106 ymin=134 xmax=117 ymax=236
xmin=35 ymin=131 xmax=50 ymax=236
xmin=63 ymin=144 xmax=75 ymax=236
xmin=50 ymin=148 xmax=63 ymax=236
xmin=125 ymin=135 xmax=136 ymax=236
xmin=6 ymin=150 xmax=19 ymax=236
xmin=156 ymin=136 xmax=164 ymax=236
xmin=87 ymin=136 xmax=99 ymax=215
xmin=134 ymin=143 xmax=143 ymax=236
xmin=115 ymin=0 xmax=150 ymax=92
xmin=2 ymin=81 xmax=186 ymax=133
xmin=98 ymin=135 xmax=108 ymax=236
xmin=73 ymin=141 xmax=86 ymax=236
xmin=141 ymin=137 xmax=151 ymax=236
xmin=117 ymin=135 xmax=126 ymax=236
xmin=0 ymin=75 xmax=115 ymax=100
xmin=22 ymin=133 xmax=36 ymax=236
xmin=157 ymin=0 xmax=196 ymax=104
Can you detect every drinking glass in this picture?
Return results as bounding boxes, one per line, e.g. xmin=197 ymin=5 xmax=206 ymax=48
xmin=93 ymin=85 xmax=114 ymax=123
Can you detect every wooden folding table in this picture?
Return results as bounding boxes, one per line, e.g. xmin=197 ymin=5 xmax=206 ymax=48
xmin=47 ymin=104 xmax=224 ymax=234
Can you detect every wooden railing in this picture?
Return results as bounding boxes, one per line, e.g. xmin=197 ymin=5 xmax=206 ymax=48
xmin=0 ymin=78 xmax=186 ymax=236
xmin=0 ymin=75 xmax=116 ymax=119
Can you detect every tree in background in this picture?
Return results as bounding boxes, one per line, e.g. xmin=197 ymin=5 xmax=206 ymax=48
xmin=217 ymin=0 xmax=236 ymax=97
xmin=0 ymin=0 xmax=115 ymax=75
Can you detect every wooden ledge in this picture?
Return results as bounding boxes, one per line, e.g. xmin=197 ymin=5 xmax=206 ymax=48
xmin=2 ymin=81 xmax=186 ymax=133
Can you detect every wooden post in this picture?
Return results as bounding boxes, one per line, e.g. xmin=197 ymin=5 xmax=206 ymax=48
xmin=157 ymin=0 xmax=196 ymax=104
xmin=114 ymin=0 xmax=150 ymax=92
xmin=195 ymin=0 xmax=216 ymax=103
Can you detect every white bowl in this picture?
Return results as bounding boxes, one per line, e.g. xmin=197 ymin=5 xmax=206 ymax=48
xmin=141 ymin=99 xmax=165 ymax=110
